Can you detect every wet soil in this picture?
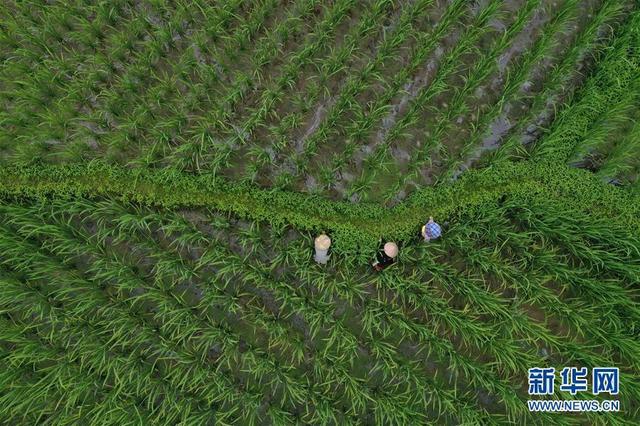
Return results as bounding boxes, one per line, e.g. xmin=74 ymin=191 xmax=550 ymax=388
xmin=470 ymin=0 xmax=620 ymax=168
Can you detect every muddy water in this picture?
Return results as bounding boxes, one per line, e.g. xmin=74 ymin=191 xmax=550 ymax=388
xmin=448 ymin=0 xmax=614 ymax=180
xmin=225 ymin=2 xmax=358 ymax=177
xmin=327 ymin=1 xmax=472 ymax=201
xmin=294 ymin=0 xmax=455 ymax=199
xmin=515 ymin=0 xmax=627 ymax=152
xmin=379 ymin=0 xmax=537 ymax=192
xmin=223 ymin=0 xmax=628 ymax=204
xmin=269 ymin=1 xmax=411 ymax=172
xmin=295 ymin=0 xmax=426 ymax=198
xmin=462 ymin=0 xmax=612 ymax=169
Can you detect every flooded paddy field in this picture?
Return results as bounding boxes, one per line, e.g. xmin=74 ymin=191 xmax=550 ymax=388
xmin=1 ymin=0 xmax=636 ymax=204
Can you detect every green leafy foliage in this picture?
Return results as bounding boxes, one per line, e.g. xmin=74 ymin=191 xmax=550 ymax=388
xmin=0 ymin=160 xmax=638 ymax=259
xmin=0 ymin=195 xmax=638 ymax=424
xmin=2 ymin=0 xmax=640 ymax=424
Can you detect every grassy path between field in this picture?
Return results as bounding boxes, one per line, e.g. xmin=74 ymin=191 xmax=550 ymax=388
xmin=0 ymin=160 xmax=638 ymax=259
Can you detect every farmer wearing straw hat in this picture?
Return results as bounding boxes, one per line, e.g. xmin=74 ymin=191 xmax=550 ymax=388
xmin=372 ymin=241 xmax=398 ymax=271
xmin=314 ymin=234 xmax=331 ymax=265
xmin=422 ymin=217 xmax=442 ymax=242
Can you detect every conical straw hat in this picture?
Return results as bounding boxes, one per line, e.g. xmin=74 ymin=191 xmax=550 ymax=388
xmin=384 ymin=242 xmax=398 ymax=258
xmin=315 ymin=234 xmax=331 ymax=250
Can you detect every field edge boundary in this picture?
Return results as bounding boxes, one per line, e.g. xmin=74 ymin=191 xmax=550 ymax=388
xmin=0 ymin=160 xmax=637 ymax=258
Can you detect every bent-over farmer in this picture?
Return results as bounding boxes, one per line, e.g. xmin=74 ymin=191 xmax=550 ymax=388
xmin=372 ymin=241 xmax=398 ymax=271
xmin=314 ymin=234 xmax=331 ymax=265
xmin=422 ymin=217 xmax=442 ymax=242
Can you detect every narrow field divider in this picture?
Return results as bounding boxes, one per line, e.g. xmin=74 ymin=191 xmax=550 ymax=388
xmin=0 ymin=160 xmax=638 ymax=260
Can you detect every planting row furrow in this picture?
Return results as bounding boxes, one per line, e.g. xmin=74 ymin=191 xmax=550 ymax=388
xmin=189 ymin=209 xmax=568 ymax=423
xmin=567 ymin=90 xmax=639 ymax=168
xmin=0 ymin=311 xmax=236 ymax=425
xmin=273 ymin=0 xmax=437 ymax=187
xmin=242 ymin=0 xmax=409 ymax=186
xmin=347 ymin=0 xmax=503 ymax=200
xmin=379 ymin=0 xmax=542 ymax=201
xmin=509 ymin=203 xmax=640 ymax=285
xmin=0 ymin=286 xmax=215 ymax=424
xmin=90 ymin=0 xmax=277 ymax=166
xmin=421 ymin=232 xmax=638 ymax=413
xmin=0 ymin=0 xmax=140 ymax=157
xmin=0 ymin=210 xmax=332 ymax=423
xmin=210 ymin=0 xmax=284 ymax=66
xmin=530 ymin=7 xmax=640 ymax=161
xmin=24 ymin=199 xmax=369 ymax=424
xmin=73 ymin=199 xmax=488 ymax=424
xmin=97 ymin=202 xmax=503 ymax=424
xmin=0 ymin=227 xmax=282 ymax=424
xmin=199 ymin=236 xmax=495 ymax=424
xmin=5 ymin=2 xmax=201 ymax=163
xmin=0 ymin=0 xmax=131 ymax=79
xmin=307 ymin=0 xmax=470 ymax=197
xmin=95 ymin=0 xmax=283 ymax=166
xmin=69 ymin=0 xmax=251 ymax=166
xmin=596 ymin=117 xmax=640 ymax=184
xmin=438 ymin=0 xmax=584 ymax=182
xmin=113 ymin=204 xmax=491 ymax=424
xmin=278 ymin=232 xmax=578 ymax=423
xmin=487 ymin=0 xmax=625 ymax=163
xmin=398 ymin=220 xmax=637 ymax=422
xmin=446 ymin=207 xmax=640 ymax=373
xmin=0 ymin=342 xmax=153 ymax=425
xmin=496 ymin=203 xmax=638 ymax=327
xmin=165 ymin=0 xmax=353 ymax=174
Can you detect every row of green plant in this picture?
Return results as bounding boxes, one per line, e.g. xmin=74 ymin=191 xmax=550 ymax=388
xmin=530 ymin=4 xmax=640 ymax=162
xmin=332 ymin=0 xmax=630 ymax=199
xmin=0 ymin=198 xmax=490 ymax=424
xmin=343 ymin=0 xmax=503 ymax=200
xmin=90 ymin=0 xmax=278 ymax=165
xmin=301 ymin=0 xmax=470 ymax=196
xmin=0 ymin=159 xmax=638 ymax=259
xmin=5 ymin=0 xmax=634 ymax=196
xmin=1 ymin=193 xmax=637 ymax=424
xmin=388 ymin=0 xmax=624 ymax=195
xmin=0 ymin=0 xmax=319 ymax=168
xmin=198 ymin=0 xmax=357 ymax=173
xmin=596 ymin=115 xmax=640 ymax=183
xmin=486 ymin=0 xmax=628 ymax=164
xmin=278 ymin=0 xmax=453 ymax=186
xmin=68 ymin=0 xmax=289 ymax=168
xmin=436 ymin=0 xmax=586 ymax=180
xmin=145 ymin=0 xmax=326 ymax=171
xmin=244 ymin=0 xmax=430 ymax=187
xmin=0 ymin=193 xmax=500 ymax=423
xmin=0 ymin=207 xmax=331 ymax=424
xmin=1 ymin=0 xmax=196 ymax=161
xmin=159 ymin=200 xmax=638 ymax=420
xmin=377 ymin=0 xmax=545 ymax=200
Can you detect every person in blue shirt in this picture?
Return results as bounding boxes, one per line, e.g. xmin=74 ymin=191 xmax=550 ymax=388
xmin=421 ymin=217 xmax=441 ymax=242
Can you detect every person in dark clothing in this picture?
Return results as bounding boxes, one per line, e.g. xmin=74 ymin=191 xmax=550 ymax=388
xmin=372 ymin=242 xmax=398 ymax=271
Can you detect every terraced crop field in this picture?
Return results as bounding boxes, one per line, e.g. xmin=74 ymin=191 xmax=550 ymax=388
xmin=1 ymin=0 xmax=639 ymax=425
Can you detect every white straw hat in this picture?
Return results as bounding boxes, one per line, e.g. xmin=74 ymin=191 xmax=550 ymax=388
xmin=383 ymin=242 xmax=398 ymax=258
xmin=315 ymin=234 xmax=331 ymax=250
